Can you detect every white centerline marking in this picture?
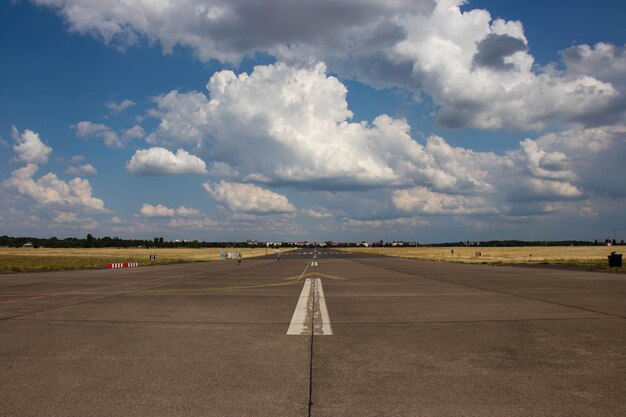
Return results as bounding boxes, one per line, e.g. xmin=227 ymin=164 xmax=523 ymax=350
xmin=287 ymin=278 xmax=333 ymax=336
xmin=315 ymin=278 xmax=333 ymax=335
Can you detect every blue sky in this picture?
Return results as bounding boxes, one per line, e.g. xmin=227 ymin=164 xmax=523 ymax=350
xmin=1 ymin=0 xmax=625 ymax=243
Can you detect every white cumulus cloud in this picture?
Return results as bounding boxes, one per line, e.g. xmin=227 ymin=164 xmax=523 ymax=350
xmin=393 ymin=186 xmax=499 ymax=215
xmin=303 ymin=208 xmax=333 ymax=218
xmin=53 ymin=212 xmax=79 ymax=223
xmin=166 ymin=217 xmax=218 ymax=229
xmin=12 ymin=126 xmax=52 ymax=164
xmin=65 ymin=164 xmax=97 ymax=176
xmin=127 ymin=147 xmax=207 ymax=175
xmin=203 ymin=181 xmax=296 ymax=213
xmin=5 ymin=164 xmax=106 ymax=211
xmin=73 ymin=121 xmax=122 ymax=148
xmin=508 ymin=179 xmax=584 ymax=203
xmin=52 ymin=211 xmax=99 ymax=230
xmin=139 ymin=203 xmax=175 ymax=217
xmin=106 ymin=98 xmax=136 ymax=113
xmin=561 ymin=42 xmax=626 ymax=87
xmin=175 ymin=206 xmax=201 ymax=217
xmin=123 ymin=125 xmax=145 ymax=141
xmin=526 ymin=125 xmax=626 ymax=199
xmin=139 ymin=203 xmax=201 ymax=218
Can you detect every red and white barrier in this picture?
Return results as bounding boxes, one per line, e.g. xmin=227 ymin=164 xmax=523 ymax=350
xmin=107 ymin=262 xmax=139 ymax=269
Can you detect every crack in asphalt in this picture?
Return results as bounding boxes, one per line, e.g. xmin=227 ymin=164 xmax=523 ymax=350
xmin=307 ymin=278 xmax=316 ymax=417
xmin=0 ymin=261 xmax=284 ymax=322
xmin=348 ymin=258 xmax=626 ymax=320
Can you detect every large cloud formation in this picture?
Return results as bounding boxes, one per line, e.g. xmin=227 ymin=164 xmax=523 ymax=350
xmin=31 ymin=0 xmax=432 ymax=62
xmin=31 ymin=0 xmax=625 ymax=130
xmin=144 ymin=62 xmax=625 ymax=224
xmin=7 ymin=0 xmax=625 ymax=239
xmin=386 ymin=3 xmax=620 ymax=129
xmin=147 ymin=63 xmax=494 ymax=192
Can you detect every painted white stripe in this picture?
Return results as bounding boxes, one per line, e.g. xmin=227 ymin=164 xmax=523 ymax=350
xmin=315 ymin=278 xmax=333 ymax=335
xmin=287 ymin=278 xmax=312 ymax=335
xmin=287 ymin=278 xmax=333 ymax=336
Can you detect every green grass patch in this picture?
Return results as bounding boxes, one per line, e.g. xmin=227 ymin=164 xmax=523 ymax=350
xmin=0 ymin=255 xmax=188 ymax=273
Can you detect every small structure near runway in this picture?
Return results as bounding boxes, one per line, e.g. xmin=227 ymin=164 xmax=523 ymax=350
xmin=220 ymin=251 xmax=240 ymax=260
xmin=107 ymin=262 xmax=139 ymax=269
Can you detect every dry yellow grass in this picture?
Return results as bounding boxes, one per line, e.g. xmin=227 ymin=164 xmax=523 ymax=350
xmin=340 ymin=246 xmax=623 ymax=269
xmin=0 ymin=247 xmax=286 ymax=273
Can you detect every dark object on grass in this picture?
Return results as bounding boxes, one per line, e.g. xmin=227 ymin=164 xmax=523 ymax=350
xmin=608 ymin=252 xmax=622 ymax=268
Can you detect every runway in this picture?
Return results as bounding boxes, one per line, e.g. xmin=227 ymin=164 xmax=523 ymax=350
xmin=1 ymin=249 xmax=625 ymax=416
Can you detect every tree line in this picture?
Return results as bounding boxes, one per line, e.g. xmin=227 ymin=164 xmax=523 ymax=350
xmin=0 ymin=235 xmax=262 ymax=249
xmin=1 ymin=235 xmax=622 ymax=249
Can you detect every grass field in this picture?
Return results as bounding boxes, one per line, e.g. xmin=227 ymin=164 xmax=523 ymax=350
xmin=1 ymin=246 xmax=623 ymax=273
xmin=340 ymin=246 xmax=624 ymax=270
xmin=0 ymin=247 xmax=283 ymax=273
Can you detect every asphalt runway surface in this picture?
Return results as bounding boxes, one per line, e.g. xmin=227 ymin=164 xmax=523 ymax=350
xmin=1 ymin=249 xmax=625 ymax=416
